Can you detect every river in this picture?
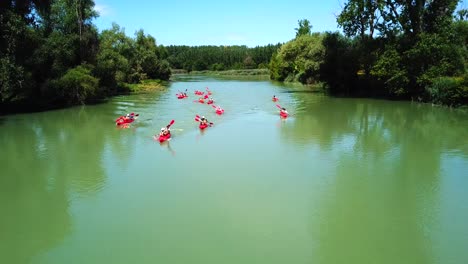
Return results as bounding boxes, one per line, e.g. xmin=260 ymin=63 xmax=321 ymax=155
xmin=1 ymin=75 xmax=467 ymax=264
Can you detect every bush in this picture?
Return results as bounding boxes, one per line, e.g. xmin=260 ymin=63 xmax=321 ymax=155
xmin=211 ymin=63 xmax=225 ymax=71
xmin=52 ymin=65 xmax=99 ymax=105
xmin=426 ymin=75 xmax=468 ymax=107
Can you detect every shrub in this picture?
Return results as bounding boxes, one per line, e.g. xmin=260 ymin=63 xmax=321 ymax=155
xmin=52 ymin=65 xmax=99 ymax=105
xmin=426 ymin=75 xmax=468 ymax=107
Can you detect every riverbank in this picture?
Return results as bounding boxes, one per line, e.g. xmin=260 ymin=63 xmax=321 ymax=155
xmin=0 ymin=79 xmax=168 ymax=116
xmin=123 ymin=79 xmax=168 ymax=93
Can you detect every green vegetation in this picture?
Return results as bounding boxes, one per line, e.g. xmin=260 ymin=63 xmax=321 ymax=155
xmin=0 ymin=0 xmax=170 ymax=113
xmin=123 ymin=79 xmax=167 ymax=93
xmin=2 ymin=0 xmax=467 ymax=113
xmin=166 ymin=44 xmax=281 ymax=72
xmin=188 ymin=69 xmax=270 ymax=76
xmin=273 ymin=2 xmax=467 ymax=107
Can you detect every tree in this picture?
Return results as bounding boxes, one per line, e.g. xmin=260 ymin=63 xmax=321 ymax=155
xmin=270 ymin=34 xmax=325 ymax=84
xmin=295 ymin=19 xmax=312 ymax=37
xmin=337 ymin=0 xmax=382 ymax=39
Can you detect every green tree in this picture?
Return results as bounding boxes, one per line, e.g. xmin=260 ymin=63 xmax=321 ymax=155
xmin=270 ymin=34 xmax=324 ymax=84
xmin=295 ymin=19 xmax=312 ymax=37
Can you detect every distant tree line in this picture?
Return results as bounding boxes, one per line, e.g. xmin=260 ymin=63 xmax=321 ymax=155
xmin=165 ymin=44 xmax=282 ymax=72
xmin=270 ymin=1 xmax=468 ymax=107
xmin=0 ymin=0 xmax=170 ymax=113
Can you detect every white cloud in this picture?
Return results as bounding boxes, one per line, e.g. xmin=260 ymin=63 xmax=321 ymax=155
xmin=94 ymin=4 xmax=113 ymax=17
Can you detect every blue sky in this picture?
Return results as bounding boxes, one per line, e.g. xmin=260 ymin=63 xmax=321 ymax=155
xmin=93 ymin=0 xmax=344 ymax=47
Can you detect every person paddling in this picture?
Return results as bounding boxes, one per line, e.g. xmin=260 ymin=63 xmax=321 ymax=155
xmin=200 ymin=116 xmax=209 ymax=126
xmin=280 ymin=107 xmax=288 ymax=116
xmin=159 ymin=127 xmax=170 ymax=137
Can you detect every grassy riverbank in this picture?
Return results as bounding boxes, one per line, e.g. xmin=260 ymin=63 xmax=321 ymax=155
xmin=123 ymin=79 xmax=168 ymax=93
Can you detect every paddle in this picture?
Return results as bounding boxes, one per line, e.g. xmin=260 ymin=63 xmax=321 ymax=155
xmin=156 ymin=120 xmax=175 ymax=139
xmin=276 ymin=104 xmax=290 ymax=117
xmin=166 ymin=119 xmax=175 ymax=129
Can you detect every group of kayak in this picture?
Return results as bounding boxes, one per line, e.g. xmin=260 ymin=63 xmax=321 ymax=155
xmin=115 ymin=90 xmax=289 ymax=143
xmin=154 ymin=87 xmax=221 ymax=143
xmin=176 ymin=87 xmax=225 ymax=116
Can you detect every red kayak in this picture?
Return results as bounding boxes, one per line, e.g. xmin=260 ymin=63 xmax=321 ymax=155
xmin=272 ymin=98 xmax=278 ymax=102
xmin=199 ymin=123 xmax=209 ymax=130
xmin=116 ymin=116 xmax=136 ymax=126
xmin=280 ymin=112 xmax=289 ymax=118
xmin=195 ymin=90 xmax=204 ymax=95
xmin=177 ymin=94 xmax=187 ymax=99
xmin=155 ymin=134 xmax=171 ymax=142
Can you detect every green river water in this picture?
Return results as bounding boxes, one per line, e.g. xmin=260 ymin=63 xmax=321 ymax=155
xmin=1 ymin=75 xmax=467 ymax=264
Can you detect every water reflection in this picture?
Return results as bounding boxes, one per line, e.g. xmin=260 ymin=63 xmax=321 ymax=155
xmin=284 ymin=94 xmax=468 ymax=264
xmin=0 ymin=106 xmax=117 ymax=263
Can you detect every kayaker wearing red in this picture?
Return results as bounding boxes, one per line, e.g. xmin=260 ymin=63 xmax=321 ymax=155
xmin=280 ymin=107 xmax=288 ymax=116
xmin=159 ymin=127 xmax=170 ymax=137
xmin=200 ymin=116 xmax=209 ymax=126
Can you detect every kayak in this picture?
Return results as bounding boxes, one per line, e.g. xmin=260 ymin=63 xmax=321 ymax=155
xmin=198 ymin=98 xmax=205 ymax=103
xmin=215 ymin=109 xmax=224 ymax=115
xmin=280 ymin=112 xmax=289 ymax=118
xmin=116 ymin=117 xmax=135 ymax=126
xmin=199 ymin=123 xmax=209 ymax=130
xmin=177 ymin=94 xmax=187 ymax=99
xmin=155 ymin=133 xmax=171 ymax=143
xmin=195 ymin=91 xmax=204 ymax=95
xmin=207 ymin=100 xmax=214 ymax=105
xmin=272 ymin=98 xmax=278 ymax=102
xmin=115 ymin=113 xmax=138 ymax=126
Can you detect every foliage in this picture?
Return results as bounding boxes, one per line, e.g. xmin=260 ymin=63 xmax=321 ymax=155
xmin=1 ymin=1 xmax=172 ymax=113
xmin=270 ymin=34 xmax=324 ymax=84
xmin=295 ymin=19 xmax=312 ymax=37
xmin=50 ymin=65 xmax=99 ymax=105
xmin=370 ymin=46 xmax=409 ymax=96
xmin=426 ymin=75 xmax=468 ymax=107
xmin=166 ymin=44 xmax=281 ymax=72
xmin=319 ymin=32 xmax=359 ymax=95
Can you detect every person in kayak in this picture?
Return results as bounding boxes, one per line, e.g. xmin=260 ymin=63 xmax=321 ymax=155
xmin=280 ymin=107 xmax=288 ymax=116
xmin=200 ymin=116 xmax=209 ymax=126
xmin=207 ymin=98 xmax=214 ymax=104
xmin=159 ymin=127 xmax=170 ymax=137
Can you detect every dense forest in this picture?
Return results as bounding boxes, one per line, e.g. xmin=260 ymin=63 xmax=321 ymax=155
xmin=0 ymin=0 xmax=171 ymax=113
xmin=270 ymin=1 xmax=468 ymax=107
xmin=165 ymin=44 xmax=281 ymax=71
xmin=1 ymin=0 xmax=467 ymax=114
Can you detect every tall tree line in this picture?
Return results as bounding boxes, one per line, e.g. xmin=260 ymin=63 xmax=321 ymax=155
xmin=0 ymin=0 xmax=170 ymax=113
xmin=271 ymin=2 xmax=468 ymax=107
xmin=166 ymin=44 xmax=281 ymax=71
